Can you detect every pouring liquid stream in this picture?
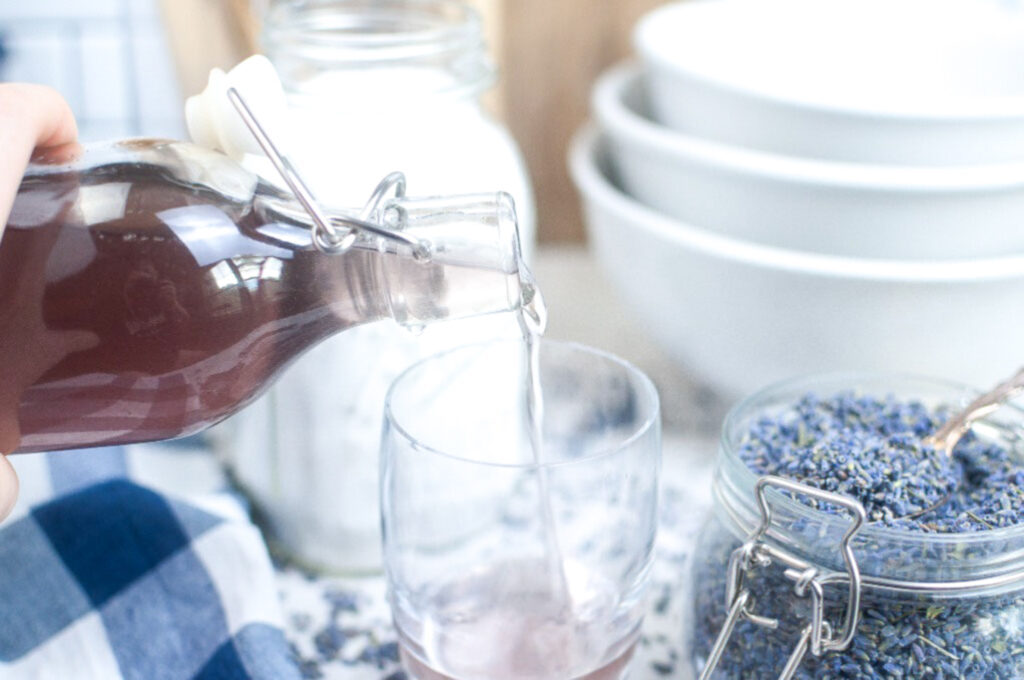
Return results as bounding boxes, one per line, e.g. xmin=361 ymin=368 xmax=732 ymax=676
xmin=516 ymin=268 xmax=574 ymax=616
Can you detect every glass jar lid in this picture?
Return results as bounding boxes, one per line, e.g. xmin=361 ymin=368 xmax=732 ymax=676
xmin=263 ymin=0 xmax=494 ymax=102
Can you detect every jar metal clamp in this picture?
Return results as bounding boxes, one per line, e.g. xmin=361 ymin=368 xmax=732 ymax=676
xmin=698 ymin=476 xmax=868 ymax=680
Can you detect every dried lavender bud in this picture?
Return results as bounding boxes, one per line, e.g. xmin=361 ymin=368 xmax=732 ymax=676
xmin=737 ymin=392 xmax=1024 ymax=531
xmin=693 ymin=391 xmax=1024 ymax=679
xmin=692 ymin=521 xmax=1024 ymax=680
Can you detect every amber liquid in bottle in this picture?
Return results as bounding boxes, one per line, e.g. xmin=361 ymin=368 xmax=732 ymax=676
xmin=2 ymin=143 xmax=517 ymax=453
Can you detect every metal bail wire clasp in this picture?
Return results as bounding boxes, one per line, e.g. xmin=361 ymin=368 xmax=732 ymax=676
xmin=698 ymin=476 xmax=867 ymax=680
xmin=226 ymin=88 xmax=431 ymax=259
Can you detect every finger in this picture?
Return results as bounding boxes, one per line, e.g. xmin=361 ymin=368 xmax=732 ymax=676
xmin=0 ymin=83 xmax=78 ymax=151
xmin=30 ymin=140 xmax=84 ymax=166
xmin=0 ymin=454 xmax=19 ymax=522
xmin=0 ymin=84 xmax=78 ymax=239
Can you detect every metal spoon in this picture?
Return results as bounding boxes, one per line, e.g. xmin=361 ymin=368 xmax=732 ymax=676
xmin=905 ymin=367 xmax=1024 ymax=519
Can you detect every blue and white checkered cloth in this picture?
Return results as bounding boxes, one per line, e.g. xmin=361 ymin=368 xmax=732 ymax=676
xmin=0 ymin=441 xmax=302 ymax=680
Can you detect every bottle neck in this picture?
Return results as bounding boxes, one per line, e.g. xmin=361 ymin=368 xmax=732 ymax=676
xmin=372 ymin=192 xmax=525 ymax=328
xmin=263 ymin=0 xmax=494 ymax=107
xmin=256 ymin=186 xmax=526 ymax=329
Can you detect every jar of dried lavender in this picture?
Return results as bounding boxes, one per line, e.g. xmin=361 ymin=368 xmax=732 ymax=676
xmin=689 ymin=373 xmax=1024 ymax=680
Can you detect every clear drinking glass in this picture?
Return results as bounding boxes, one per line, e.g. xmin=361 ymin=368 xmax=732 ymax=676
xmin=381 ymin=339 xmax=661 ymax=680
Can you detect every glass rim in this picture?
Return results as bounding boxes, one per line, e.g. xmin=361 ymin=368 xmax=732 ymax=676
xmin=383 ymin=338 xmax=661 ymax=471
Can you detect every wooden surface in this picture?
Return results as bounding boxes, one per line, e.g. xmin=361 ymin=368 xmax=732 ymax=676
xmin=499 ymin=0 xmax=667 ymax=242
xmin=158 ymin=0 xmax=256 ymax=100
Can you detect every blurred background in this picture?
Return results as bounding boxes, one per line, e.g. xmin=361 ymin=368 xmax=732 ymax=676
xmin=0 ymin=0 xmax=662 ymax=243
xmin=7 ymin=0 xmax=1024 ymax=424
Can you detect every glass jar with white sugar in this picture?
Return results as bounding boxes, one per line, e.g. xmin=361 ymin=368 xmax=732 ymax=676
xmin=223 ymin=0 xmax=535 ymax=573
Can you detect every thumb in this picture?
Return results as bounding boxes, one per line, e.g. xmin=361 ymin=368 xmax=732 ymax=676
xmin=0 ymin=454 xmax=19 ymax=522
xmin=54 ymin=328 xmax=101 ymax=357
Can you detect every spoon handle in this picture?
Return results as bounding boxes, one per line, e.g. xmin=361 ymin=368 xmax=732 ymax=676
xmin=929 ymin=367 xmax=1024 ymax=453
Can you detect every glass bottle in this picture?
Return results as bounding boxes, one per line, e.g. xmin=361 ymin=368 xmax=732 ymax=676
xmin=223 ymin=0 xmax=535 ymax=573
xmin=2 ymin=139 xmax=527 ymax=455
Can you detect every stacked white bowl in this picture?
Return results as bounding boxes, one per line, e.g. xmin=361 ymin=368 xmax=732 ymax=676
xmin=571 ymin=0 xmax=1024 ymax=398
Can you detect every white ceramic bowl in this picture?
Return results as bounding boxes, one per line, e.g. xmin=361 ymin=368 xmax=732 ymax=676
xmin=594 ymin=63 xmax=1024 ymax=260
xmin=570 ymin=124 xmax=1024 ymax=399
xmin=635 ymin=0 xmax=1024 ymax=166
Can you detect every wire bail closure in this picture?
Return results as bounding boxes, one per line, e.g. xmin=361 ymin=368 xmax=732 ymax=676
xmin=698 ymin=476 xmax=867 ymax=680
xmin=226 ymin=87 xmax=431 ymax=259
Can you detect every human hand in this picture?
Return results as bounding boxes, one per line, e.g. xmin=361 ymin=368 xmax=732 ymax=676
xmin=0 ymin=83 xmax=78 ymax=521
